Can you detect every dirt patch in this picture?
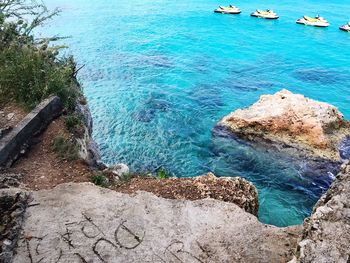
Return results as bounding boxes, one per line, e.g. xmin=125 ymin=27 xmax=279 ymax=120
xmin=0 ymin=103 xmax=27 ymax=138
xmin=7 ymin=117 xmax=93 ymax=190
xmin=115 ymin=173 xmax=259 ymax=215
xmin=0 ymin=103 xmax=27 ymax=129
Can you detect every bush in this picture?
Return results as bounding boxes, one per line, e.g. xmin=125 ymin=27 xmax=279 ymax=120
xmin=91 ymin=173 xmax=108 ymax=187
xmin=157 ymin=168 xmax=168 ymax=179
xmin=65 ymin=113 xmax=83 ymax=132
xmin=0 ymin=0 xmax=81 ymax=110
xmin=52 ymin=136 xmax=79 ymax=161
xmin=0 ymin=46 xmax=79 ymax=110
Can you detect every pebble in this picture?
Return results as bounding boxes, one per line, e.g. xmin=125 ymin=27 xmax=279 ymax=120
xmin=7 ymin=113 xmax=15 ymax=120
xmin=3 ymin=239 xmax=12 ymax=246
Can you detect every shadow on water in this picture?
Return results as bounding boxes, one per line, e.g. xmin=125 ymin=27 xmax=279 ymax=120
xmin=211 ymin=125 xmax=342 ymax=226
xmin=188 ymin=84 xmax=224 ymax=113
xmin=225 ymin=79 xmax=274 ymax=92
xmin=293 ymin=68 xmax=350 ymax=85
xmin=134 ymin=93 xmax=171 ymax=123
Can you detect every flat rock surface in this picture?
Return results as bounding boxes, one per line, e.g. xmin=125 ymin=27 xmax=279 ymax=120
xmin=218 ymin=89 xmax=350 ymax=161
xmin=295 ymin=161 xmax=350 ymax=263
xmin=14 ymin=183 xmax=301 ymax=263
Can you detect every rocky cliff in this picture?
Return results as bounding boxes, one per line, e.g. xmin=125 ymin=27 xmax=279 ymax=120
xmin=75 ymin=99 xmax=104 ymax=168
xmin=293 ymin=161 xmax=350 ymax=263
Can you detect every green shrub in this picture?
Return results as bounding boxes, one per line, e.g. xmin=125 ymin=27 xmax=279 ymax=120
xmin=157 ymin=168 xmax=168 ymax=179
xmin=52 ymin=136 xmax=79 ymax=161
xmin=0 ymin=0 xmax=80 ymax=110
xmin=91 ymin=173 xmax=108 ymax=187
xmin=65 ymin=113 xmax=82 ymax=132
xmin=0 ymin=46 xmax=79 ymax=110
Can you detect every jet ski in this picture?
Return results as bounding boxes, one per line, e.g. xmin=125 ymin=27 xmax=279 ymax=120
xmin=339 ymin=22 xmax=350 ymax=32
xmin=296 ymin=15 xmax=329 ymax=27
xmin=214 ymin=5 xmax=241 ymax=14
xmin=250 ymin=9 xmax=279 ymax=19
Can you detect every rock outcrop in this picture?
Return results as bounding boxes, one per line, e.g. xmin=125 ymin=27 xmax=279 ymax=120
xmin=0 ymin=173 xmax=23 ymax=189
xmin=217 ymin=89 xmax=350 ymax=161
xmin=75 ymin=99 xmax=104 ymax=169
xmin=0 ymin=188 xmax=28 ymax=263
xmin=13 ymin=183 xmax=301 ymax=263
xmin=293 ymin=161 xmax=350 ymax=263
xmin=117 ymin=172 xmax=259 ymax=216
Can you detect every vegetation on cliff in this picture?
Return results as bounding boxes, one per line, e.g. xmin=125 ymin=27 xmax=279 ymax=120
xmin=0 ymin=0 xmax=80 ymax=110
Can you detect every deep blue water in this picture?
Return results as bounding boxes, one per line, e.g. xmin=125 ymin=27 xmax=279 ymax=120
xmin=41 ymin=0 xmax=350 ymax=226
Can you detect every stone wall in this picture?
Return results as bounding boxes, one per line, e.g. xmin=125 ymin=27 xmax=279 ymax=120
xmin=0 ymin=96 xmax=62 ymax=168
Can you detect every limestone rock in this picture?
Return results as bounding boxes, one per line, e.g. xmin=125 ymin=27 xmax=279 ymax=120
xmin=118 ymin=172 xmax=259 ymax=215
xmin=13 ymin=183 xmax=301 ymax=262
xmin=0 ymin=188 xmax=29 ymax=263
xmin=109 ymin=163 xmax=130 ymax=181
xmin=0 ymin=173 xmax=23 ymax=189
xmin=294 ymin=161 xmax=350 ymax=263
xmin=75 ymin=99 xmax=104 ymax=168
xmin=195 ymin=172 xmax=259 ymax=215
xmin=6 ymin=113 xmax=14 ymax=121
xmin=218 ymin=89 xmax=350 ymax=161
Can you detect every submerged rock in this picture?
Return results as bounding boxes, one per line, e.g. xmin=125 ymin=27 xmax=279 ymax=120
xmin=217 ymin=89 xmax=350 ymax=161
xmin=293 ymin=161 xmax=350 ymax=263
xmin=294 ymin=68 xmax=347 ymax=85
xmin=13 ymin=183 xmax=301 ymax=262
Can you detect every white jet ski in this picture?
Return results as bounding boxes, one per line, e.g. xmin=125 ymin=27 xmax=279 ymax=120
xmin=250 ymin=9 xmax=279 ymax=19
xmin=296 ymin=15 xmax=329 ymax=27
xmin=214 ymin=5 xmax=241 ymax=14
xmin=339 ymin=22 xmax=350 ymax=32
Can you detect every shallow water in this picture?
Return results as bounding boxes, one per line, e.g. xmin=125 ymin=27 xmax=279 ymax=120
xmin=41 ymin=0 xmax=350 ymax=226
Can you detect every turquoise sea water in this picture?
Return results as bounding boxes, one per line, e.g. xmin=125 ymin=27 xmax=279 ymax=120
xmin=41 ymin=0 xmax=350 ymax=226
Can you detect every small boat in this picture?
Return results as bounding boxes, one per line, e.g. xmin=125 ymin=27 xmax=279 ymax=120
xmin=339 ymin=22 xmax=350 ymax=32
xmin=296 ymin=15 xmax=329 ymax=27
xmin=250 ymin=9 xmax=279 ymax=19
xmin=214 ymin=5 xmax=241 ymax=14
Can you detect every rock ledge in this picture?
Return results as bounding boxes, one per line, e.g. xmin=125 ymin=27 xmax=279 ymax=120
xmin=117 ymin=172 xmax=259 ymax=216
xmin=13 ymin=183 xmax=300 ymax=263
